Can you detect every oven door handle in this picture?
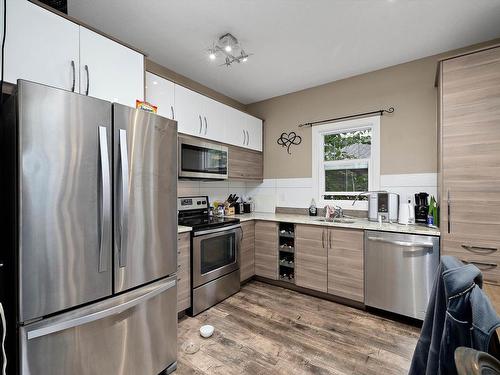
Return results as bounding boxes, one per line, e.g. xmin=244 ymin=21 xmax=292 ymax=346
xmin=193 ymin=224 xmax=242 ymax=237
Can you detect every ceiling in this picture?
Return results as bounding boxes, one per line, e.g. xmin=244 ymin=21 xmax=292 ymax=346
xmin=68 ymin=0 xmax=500 ymax=105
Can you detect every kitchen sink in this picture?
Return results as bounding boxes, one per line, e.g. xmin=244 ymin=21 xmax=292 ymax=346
xmin=314 ymin=218 xmax=356 ymax=224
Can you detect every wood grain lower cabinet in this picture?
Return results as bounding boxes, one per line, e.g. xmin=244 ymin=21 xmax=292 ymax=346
xmin=254 ymin=221 xmax=278 ymax=279
xmin=177 ymin=233 xmax=191 ymax=312
xmin=328 ymin=228 xmax=364 ymax=302
xmin=295 ymin=225 xmax=328 ymax=293
xmin=484 ymin=283 xmax=500 ymax=314
xmin=228 ymin=145 xmax=263 ymax=181
xmin=240 ymin=221 xmax=255 ymax=281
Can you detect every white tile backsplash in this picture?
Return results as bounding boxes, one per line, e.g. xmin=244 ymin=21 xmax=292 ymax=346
xmin=177 ymin=180 xmax=200 ymax=197
xmin=276 ymin=187 xmax=314 ymax=208
xmin=380 ymin=173 xmax=437 ymax=205
xmin=177 ymin=173 xmax=438 ymax=212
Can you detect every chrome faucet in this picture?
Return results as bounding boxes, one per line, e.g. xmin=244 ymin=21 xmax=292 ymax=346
xmin=325 ymin=205 xmax=344 ymax=220
xmin=333 ymin=205 xmax=344 ymax=218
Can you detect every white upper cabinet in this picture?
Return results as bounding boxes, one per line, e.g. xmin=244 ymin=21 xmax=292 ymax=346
xmin=79 ymin=27 xmax=144 ymax=107
xmin=245 ymin=114 xmax=263 ymax=152
xmin=145 ymin=72 xmax=175 ymax=119
xmin=146 ymin=79 xmax=261 ymax=150
xmin=3 ymin=1 xmax=144 ymax=107
xmin=225 ymin=107 xmax=247 ymax=148
xmin=175 ymin=84 xmax=205 ymax=136
xmin=224 ymin=109 xmax=263 ymax=151
xmin=202 ymin=96 xmax=227 ymax=143
xmin=4 ymin=0 xmax=80 ymax=92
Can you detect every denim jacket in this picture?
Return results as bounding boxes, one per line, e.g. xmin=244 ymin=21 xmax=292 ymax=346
xmin=409 ymin=256 xmax=500 ymax=375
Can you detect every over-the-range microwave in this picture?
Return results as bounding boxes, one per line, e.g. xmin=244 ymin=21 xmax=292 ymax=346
xmin=178 ymin=136 xmax=228 ymax=180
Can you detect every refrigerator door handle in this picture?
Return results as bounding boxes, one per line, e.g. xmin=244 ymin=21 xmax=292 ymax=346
xmin=118 ymin=129 xmax=130 ymax=268
xmin=25 ymin=278 xmax=176 ymax=340
xmin=98 ymin=126 xmax=111 ymax=273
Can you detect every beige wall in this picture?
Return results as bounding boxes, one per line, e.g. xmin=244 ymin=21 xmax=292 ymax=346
xmin=246 ymin=39 xmax=500 ymax=179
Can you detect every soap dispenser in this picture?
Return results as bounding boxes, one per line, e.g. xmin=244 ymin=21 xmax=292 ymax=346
xmin=309 ymin=199 xmax=317 ymax=216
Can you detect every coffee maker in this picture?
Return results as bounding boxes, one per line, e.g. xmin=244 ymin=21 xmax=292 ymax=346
xmin=414 ymin=192 xmax=429 ymax=224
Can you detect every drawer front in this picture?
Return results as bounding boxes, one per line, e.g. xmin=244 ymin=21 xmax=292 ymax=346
xmin=442 ymin=235 xmax=500 ymax=285
xmin=177 ymin=233 xmax=191 ymax=312
xmin=441 ymin=190 xmax=500 ymax=242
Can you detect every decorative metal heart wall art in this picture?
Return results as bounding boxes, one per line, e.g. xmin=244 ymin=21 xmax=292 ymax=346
xmin=277 ymin=131 xmax=302 ymax=154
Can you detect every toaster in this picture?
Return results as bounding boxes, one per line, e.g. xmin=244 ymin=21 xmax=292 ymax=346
xmin=368 ymin=192 xmax=399 ymax=222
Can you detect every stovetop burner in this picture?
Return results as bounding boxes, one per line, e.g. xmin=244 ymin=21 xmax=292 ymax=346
xmin=178 ymin=215 xmax=240 ymax=231
xmin=178 ymin=195 xmax=240 ymax=231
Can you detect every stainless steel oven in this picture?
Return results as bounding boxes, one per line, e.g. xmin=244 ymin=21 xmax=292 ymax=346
xmin=190 ymin=224 xmax=241 ymax=315
xmin=178 ymin=136 xmax=228 ymax=180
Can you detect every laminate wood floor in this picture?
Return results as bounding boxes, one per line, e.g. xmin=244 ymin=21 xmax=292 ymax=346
xmin=177 ymin=281 xmax=420 ymax=375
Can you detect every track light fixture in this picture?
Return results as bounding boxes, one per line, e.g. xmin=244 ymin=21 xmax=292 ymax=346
xmin=207 ymin=33 xmax=253 ymax=67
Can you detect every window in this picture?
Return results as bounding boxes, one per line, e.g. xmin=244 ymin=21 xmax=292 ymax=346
xmin=312 ymin=116 xmax=380 ymax=209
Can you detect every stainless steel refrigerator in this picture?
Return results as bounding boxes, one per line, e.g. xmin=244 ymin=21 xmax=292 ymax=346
xmin=0 ymin=80 xmax=178 ymax=375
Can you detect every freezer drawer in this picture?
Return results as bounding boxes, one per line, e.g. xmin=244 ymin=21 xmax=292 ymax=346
xmin=365 ymin=231 xmax=440 ymax=320
xmin=20 ymin=277 xmax=177 ymax=375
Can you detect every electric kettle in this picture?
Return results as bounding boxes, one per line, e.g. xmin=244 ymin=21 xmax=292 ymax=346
xmin=398 ymin=200 xmax=415 ymax=225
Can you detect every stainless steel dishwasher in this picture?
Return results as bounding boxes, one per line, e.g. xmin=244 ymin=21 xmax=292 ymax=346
xmin=365 ymin=231 xmax=440 ymax=320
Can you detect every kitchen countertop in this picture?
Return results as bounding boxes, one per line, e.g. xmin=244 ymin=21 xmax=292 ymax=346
xmin=178 ymin=225 xmax=192 ymax=234
xmin=234 ymin=212 xmax=441 ymax=236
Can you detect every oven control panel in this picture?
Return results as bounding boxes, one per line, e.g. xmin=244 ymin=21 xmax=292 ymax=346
xmin=178 ymin=196 xmax=209 ymax=211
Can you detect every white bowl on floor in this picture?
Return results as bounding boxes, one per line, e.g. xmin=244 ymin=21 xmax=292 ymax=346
xmin=199 ymin=325 xmax=214 ymax=338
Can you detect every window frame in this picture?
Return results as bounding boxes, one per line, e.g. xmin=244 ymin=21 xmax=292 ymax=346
xmin=312 ymin=115 xmax=380 ymax=210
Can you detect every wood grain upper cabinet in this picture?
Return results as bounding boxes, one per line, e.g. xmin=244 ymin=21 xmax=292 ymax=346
xmin=177 ymin=232 xmax=191 ymax=312
xmin=4 ymin=0 xmax=80 ymax=91
xmin=254 ymin=221 xmax=278 ymax=280
xmin=240 ymin=221 xmax=256 ymax=282
xmin=145 ymin=72 xmax=175 ymax=119
xmin=228 ymin=145 xmax=263 ymax=181
xmin=295 ymin=225 xmax=328 ymax=293
xmin=79 ymin=27 xmax=144 ymax=107
xmin=328 ymin=228 xmax=364 ymax=302
xmin=439 ymin=46 xmax=500 ymax=285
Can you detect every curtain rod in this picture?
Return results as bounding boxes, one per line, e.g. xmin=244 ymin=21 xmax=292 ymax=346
xmin=298 ymin=107 xmax=394 ymax=128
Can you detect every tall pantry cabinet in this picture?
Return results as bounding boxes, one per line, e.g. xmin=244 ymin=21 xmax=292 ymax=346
xmin=438 ymin=45 xmax=500 ymax=309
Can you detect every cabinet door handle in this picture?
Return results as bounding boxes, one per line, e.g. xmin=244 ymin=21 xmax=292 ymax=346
xmin=461 ymin=245 xmax=498 ymax=253
xmin=70 ymin=60 xmax=76 ymax=92
xmin=329 ymin=230 xmax=332 ymax=248
xmin=204 ymin=117 xmax=208 ymax=135
xmin=84 ymin=65 xmax=90 ymax=96
xmin=447 ymin=190 xmax=451 ymax=234
xmin=461 ymin=260 xmax=498 ymax=269
xmin=246 ymin=130 xmax=250 ymax=145
xmin=321 ymin=229 xmax=325 ymax=249
xmin=242 ymin=129 xmax=246 ymax=145
xmin=171 ymin=106 xmax=175 ymax=119
xmin=199 ymin=115 xmax=202 ymax=134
